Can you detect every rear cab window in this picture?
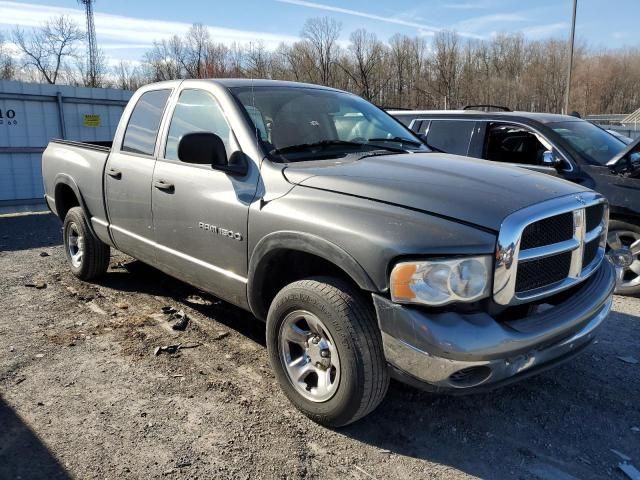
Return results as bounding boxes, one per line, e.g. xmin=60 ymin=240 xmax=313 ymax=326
xmin=121 ymin=89 xmax=172 ymax=156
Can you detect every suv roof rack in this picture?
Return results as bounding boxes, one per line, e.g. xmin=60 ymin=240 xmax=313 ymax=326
xmin=463 ymin=104 xmax=511 ymax=112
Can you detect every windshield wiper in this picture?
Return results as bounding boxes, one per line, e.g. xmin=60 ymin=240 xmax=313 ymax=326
xmin=271 ymin=139 xmax=407 ymax=156
xmin=271 ymin=140 xmax=367 ymax=155
xmin=367 ymin=136 xmax=424 ymax=147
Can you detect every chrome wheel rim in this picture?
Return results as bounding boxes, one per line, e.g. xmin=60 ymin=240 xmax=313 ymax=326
xmin=607 ymin=229 xmax=640 ymax=291
xmin=278 ymin=310 xmax=340 ymax=403
xmin=67 ymin=222 xmax=84 ymax=268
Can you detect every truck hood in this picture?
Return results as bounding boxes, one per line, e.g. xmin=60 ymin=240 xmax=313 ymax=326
xmin=282 ymin=153 xmax=589 ymax=231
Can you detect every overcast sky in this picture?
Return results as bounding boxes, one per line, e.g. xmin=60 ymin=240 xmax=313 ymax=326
xmin=1 ymin=0 xmax=638 ymax=65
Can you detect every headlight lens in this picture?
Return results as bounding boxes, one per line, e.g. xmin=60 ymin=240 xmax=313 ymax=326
xmin=390 ymin=256 xmax=492 ymax=306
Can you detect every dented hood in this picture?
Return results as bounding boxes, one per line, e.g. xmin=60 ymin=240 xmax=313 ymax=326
xmin=282 ymin=153 xmax=589 ymax=231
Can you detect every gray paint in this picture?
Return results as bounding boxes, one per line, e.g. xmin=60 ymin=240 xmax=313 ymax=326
xmin=42 ymin=79 xmax=614 ymax=390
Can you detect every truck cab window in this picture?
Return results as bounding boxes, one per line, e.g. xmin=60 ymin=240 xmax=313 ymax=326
xmin=484 ymin=123 xmax=547 ymax=166
xmin=165 ymin=89 xmax=231 ymax=161
xmin=121 ymin=89 xmax=171 ymax=156
xmin=427 ymin=120 xmax=474 ymax=155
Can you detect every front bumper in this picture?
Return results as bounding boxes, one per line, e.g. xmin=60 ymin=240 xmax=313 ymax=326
xmin=374 ymin=259 xmax=616 ymax=393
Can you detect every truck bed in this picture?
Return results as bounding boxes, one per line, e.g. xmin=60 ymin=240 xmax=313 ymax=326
xmin=42 ymin=138 xmax=112 ymax=232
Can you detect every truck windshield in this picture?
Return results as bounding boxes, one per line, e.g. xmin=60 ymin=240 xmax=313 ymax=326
xmin=231 ymin=86 xmax=428 ymax=161
xmin=549 ymin=120 xmax=626 ymax=165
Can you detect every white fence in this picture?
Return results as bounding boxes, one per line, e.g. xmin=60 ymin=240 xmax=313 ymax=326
xmin=0 ymin=80 xmax=132 ymax=204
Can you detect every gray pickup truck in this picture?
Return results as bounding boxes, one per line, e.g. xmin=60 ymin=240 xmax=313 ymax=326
xmin=43 ymin=79 xmax=615 ymax=427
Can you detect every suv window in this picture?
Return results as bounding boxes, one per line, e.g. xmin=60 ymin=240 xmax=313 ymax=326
xmin=121 ymin=89 xmax=171 ymax=156
xmin=427 ymin=120 xmax=474 ymax=155
xmin=484 ymin=123 xmax=547 ymax=166
xmin=165 ymin=89 xmax=232 ymax=161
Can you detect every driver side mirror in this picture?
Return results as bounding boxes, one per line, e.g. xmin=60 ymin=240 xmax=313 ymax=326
xmin=178 ymin=132 xmax=247 ymax=176
xmin=542 ymin=150 xmax=565 ymax=169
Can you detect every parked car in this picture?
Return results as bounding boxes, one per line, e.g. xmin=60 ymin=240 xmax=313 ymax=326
xmin=390 ymin=108 xmax=640 ymax=295
xmin=43 ymin=80 xmax=615 ymax=426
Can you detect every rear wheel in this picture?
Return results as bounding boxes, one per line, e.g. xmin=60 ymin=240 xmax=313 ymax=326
xmin=63 ymin=207 xmax=110 ymax=280
xmin=606 ymin=220 xmax=640 ymax=296
xmin=266 ymin=277 xmax=389 ymax=427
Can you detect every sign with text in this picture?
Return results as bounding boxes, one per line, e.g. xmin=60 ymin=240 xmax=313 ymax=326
xmin=83 ymin=114 xmax=101 ymax=127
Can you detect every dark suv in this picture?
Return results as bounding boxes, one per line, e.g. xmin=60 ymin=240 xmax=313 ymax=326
xmin=390 ymin=108 xmax=640 ymax=295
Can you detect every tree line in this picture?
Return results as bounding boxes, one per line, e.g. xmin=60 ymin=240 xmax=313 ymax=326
xmin=2 ymin=15 xmax=640 ymax=115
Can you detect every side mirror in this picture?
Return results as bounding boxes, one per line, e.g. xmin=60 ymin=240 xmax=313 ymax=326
xmin=542 ymin=150 xmax=564 ymax=169
xmin=178 ymin=132 xmax=247 ymax=175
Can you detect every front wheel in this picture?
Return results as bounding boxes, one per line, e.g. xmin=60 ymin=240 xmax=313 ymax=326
xmin=266 ymin=277 xmax=389 ymax=427
xmin=606 ymin=220 xmax=640 ymax=296
xmin=63 ymin=207 xmax=110 ymax=280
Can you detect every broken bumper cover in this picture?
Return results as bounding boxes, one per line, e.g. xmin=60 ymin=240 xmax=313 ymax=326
xmin=374 ymin=259 xmax=615 ymax=393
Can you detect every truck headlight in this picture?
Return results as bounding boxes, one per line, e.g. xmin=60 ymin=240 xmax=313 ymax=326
xmin=390 ymin=256 xmax=492 ymax=306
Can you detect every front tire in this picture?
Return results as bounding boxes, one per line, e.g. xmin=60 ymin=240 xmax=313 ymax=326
xmin=63 ymin=207 xmax=110 ymax=280
xmin=606 ymin=220 xmax=640 ymax=296
xmin=266 ymin=277 xmax=389 ymax=427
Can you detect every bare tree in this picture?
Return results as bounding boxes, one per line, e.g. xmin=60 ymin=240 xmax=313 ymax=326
xmin=340 ymin=29 xmax=388 ymax=101
xmin=301 ymin=17 xmax=342 ymax=86
xmin=12 ymin=15 xmax=84 ymax=84
xmin=0 ymin=33 xmax=17 ymax=80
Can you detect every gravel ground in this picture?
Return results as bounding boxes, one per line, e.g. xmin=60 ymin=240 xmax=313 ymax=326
xmin=1 ymin=213 xmax=639 ymax=480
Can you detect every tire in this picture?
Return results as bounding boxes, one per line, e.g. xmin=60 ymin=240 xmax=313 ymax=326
xmin=62 ymin=206 xmax=110 ymax=280
xmin=266 ymin=276 xmax=389 ymax=427
xmin=606 ymin=220 xmax=640 ymax=296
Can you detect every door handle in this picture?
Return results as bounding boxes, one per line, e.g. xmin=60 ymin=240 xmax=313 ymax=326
xmin=106 ymin=168 xmax=122 ymax=179
xmin=154 ymin=180 xmax=175 ymax=192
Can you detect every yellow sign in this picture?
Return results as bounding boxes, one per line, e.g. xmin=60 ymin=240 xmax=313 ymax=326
xmin=83 ymin=114 xmax=101 ymax=127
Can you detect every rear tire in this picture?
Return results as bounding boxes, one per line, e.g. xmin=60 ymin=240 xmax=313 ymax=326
xmin=606 ymin=220 xmax=640 ymax=296
xmin=63 ymin=207 xmax=110 ymax=280
xmin=266 ymin=276 xmax=389 ymax=427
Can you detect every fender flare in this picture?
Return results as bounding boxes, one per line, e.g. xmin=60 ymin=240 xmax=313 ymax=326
xmin=53 ymin=174 xmax=97 ymax=237
xmin=247 ymin=231 xmax=378 ymax=320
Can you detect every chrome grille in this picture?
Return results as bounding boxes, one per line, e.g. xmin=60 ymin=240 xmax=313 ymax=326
xmin=520 ymin=212 xmax=574 ymax=249
xmin=493 ymin=192 xmax=608 ymax=305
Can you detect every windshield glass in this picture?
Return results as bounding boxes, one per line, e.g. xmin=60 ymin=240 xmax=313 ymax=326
xmin=549 ymin=120 xmax=626 ymax=165
xmin=231 ymin=86 xmax=428 ymax=161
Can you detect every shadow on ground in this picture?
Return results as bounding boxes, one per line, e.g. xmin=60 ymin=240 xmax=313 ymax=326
xmin=0 ymin=213 xmax=62 ymax=252
xmin=98 ymin=259 xmax=267 ymax=346
xmin=0 ymin=397 xmax=71 ymax=480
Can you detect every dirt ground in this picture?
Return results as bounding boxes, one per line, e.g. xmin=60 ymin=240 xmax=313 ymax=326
xmin=1 ymin=212 xmax=639 ymax=480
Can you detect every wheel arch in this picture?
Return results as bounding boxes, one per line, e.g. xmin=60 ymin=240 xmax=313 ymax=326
xmin=53 ymin=175 xmax=98 ymax=237
xmin=247 ymin=231 xmax=378 ymax=320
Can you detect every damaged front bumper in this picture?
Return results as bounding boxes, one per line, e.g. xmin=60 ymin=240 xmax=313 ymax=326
xmin=374 ymin=259 xmax=616 ymax=393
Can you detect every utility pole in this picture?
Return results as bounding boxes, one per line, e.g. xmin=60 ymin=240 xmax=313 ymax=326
xmin=564 ymin=0 xmax=577 ymax=115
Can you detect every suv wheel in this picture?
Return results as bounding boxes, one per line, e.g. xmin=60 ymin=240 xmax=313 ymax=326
xmin=63 ymin=207 xmax=110 ymax=280
xmin=607 ymin=220 xmax=640 ymax=296
xmin=266 ymin=277 xmax=389 ymax=427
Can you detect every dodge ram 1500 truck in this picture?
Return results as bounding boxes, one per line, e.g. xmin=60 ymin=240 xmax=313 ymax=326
xmin=43 ymin=79 xmax=616 ymax=427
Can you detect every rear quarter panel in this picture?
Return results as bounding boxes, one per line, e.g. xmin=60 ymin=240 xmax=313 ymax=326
xmin=42 ymin=142 xmax=110 ymax=232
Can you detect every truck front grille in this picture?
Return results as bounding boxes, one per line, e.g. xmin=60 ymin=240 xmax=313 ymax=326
xmin=493 ymin=193 xmax=608 ymax=305
xmin=515 ymin=252 xmax=572 ymax=292
xmin=520 ymin=212 xmax=574 ymax=249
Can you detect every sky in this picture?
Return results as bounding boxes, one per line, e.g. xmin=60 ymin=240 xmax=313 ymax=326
xmin=0 ymin=0 xmax=638 ymax=66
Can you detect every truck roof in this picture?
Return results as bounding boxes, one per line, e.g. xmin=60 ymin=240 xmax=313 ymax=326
xmin=387 ymin=109 xmax=579 ymax=125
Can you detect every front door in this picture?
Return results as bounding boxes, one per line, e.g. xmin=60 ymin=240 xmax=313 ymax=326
xmin=151 ymin=87 xmax=257 ymax=307
xmin=105 ymin=88 xmax=172 ymax=263
xmin=481 ymin=122 xmax=562 ymax=177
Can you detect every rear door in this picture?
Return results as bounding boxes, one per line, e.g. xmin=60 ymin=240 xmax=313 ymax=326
xmin=424 ymin=119 xmax=477 ymax=156
xmin=105 ymin=88 xmax=172 ymax=263
xmin=151 ymin=86 xmax=256 ymax=307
